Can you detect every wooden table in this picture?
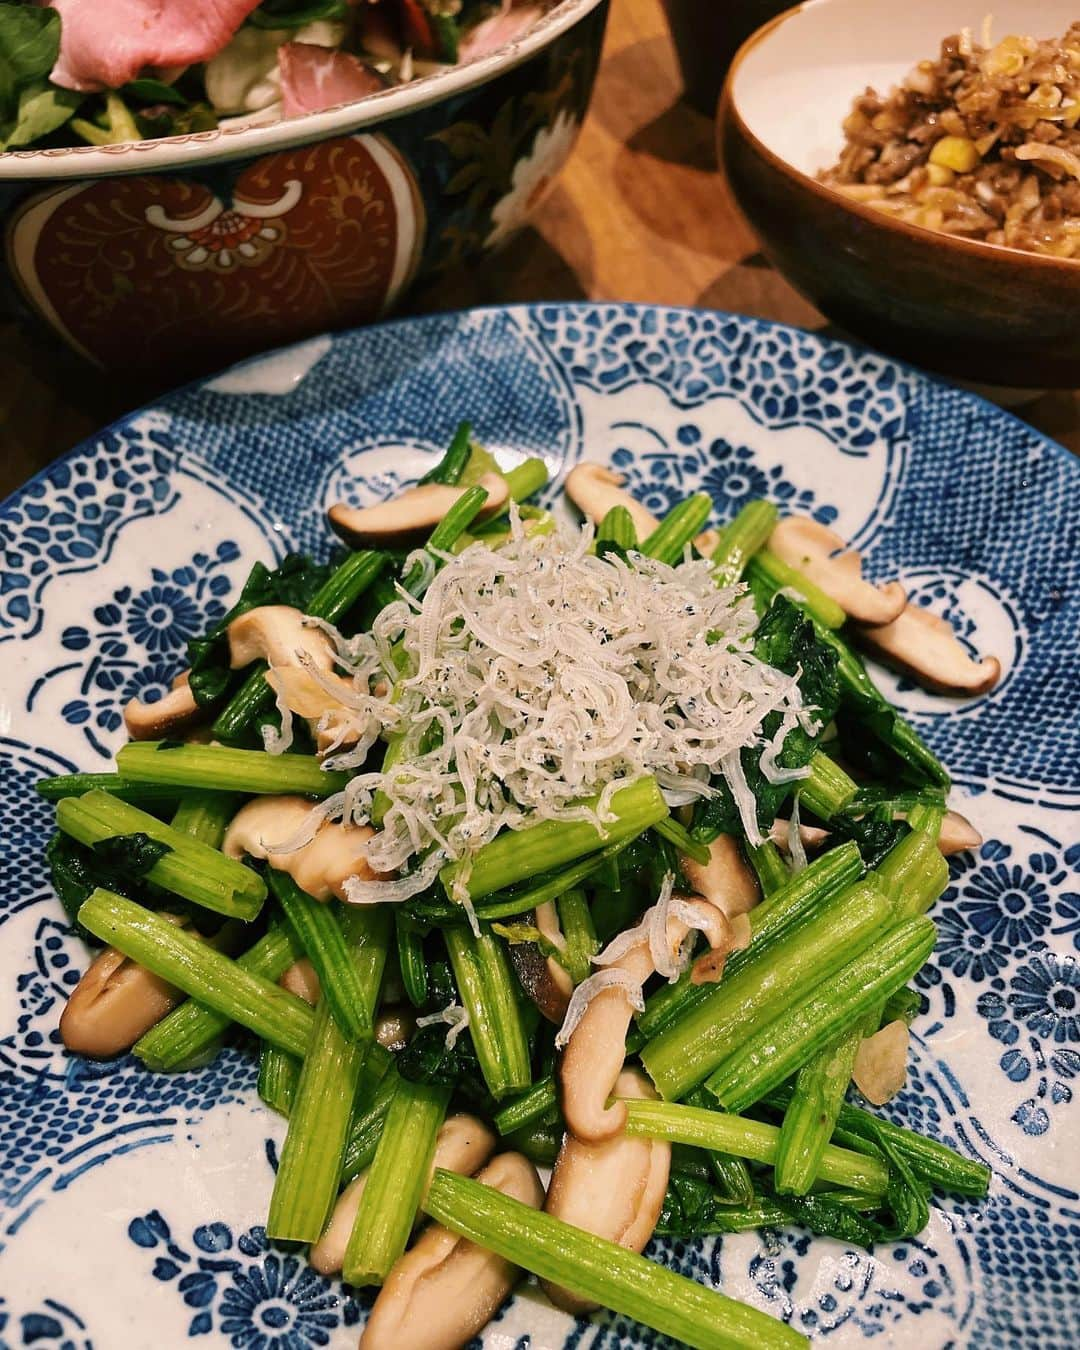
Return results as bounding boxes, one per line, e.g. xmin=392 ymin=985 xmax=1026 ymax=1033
xmin=3 ymin=0 xmax=1077 ymax=496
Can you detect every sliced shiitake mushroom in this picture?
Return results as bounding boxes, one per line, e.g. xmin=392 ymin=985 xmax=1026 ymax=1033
xmin=329 ymin=475 xmax=509 ymax=549
xmin=772 ymin=808 xmax=981 ymax=859
xmin=227 ymin=604 xmax=357 ymax=720
xmin=60 ymin=945 xmax=187 ymax=1058
xmin=769 ymin=817 xmax=831 ymax=855
xmin=311 ymin=1113 xmax=497 ymax=1277
xmin=61 ymin=916 xmax=237 ymax=1057
xmin=680 ymin=834 xmax=760 ymax=920
xmin=769 ymin=516 xmax=906 ymax=625
xmin=280 ymin=956 xmax=320 ymax=1005
xmin=564 ymin=462 xmax=716 ymax=555
xmin=124 ymin=670 xmax=202 ymax=740
xmin=559 ymin=895 xmax=735 ymax=1142
xmin=564 ymin=463 xmax=660 ymax=541
xmin=937 ymin=808 xmax=982 ymax=856
xmin=856 ymin=603 xmax=1001 ymax=696
xmin=852 ymin=1018 xmax=910 ymax=1106
xmin=359 ymin=1152 xmax=543 ymax=1350
xmin=542 ymin=1068 xmax=670 ymax=1314
xmin=223 ymin=795 xmax=384 ymax=901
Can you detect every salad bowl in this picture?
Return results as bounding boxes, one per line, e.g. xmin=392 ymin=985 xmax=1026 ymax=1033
xmin=0 ymin=0 xmax=607 ymax=380
xmin=0 ymin=303 xmax=1078 ymax=1348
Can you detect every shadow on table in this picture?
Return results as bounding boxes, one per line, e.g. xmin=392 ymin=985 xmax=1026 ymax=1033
xmin=411 ymin=221 xmax=589 ymax=313
xmin=695 ymin=253 xmax=827 ymax=329
xmin=626 ymin=100 xmax=716 ymax=173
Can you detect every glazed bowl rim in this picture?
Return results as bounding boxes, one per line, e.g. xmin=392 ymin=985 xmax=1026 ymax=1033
xmin=0 ymin=0 xmax=605 ymax=182
xmin=722 ymin=0 xmax=1080 ymax=277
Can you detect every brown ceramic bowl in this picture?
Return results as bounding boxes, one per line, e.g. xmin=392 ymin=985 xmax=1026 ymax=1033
xmin=719 ymin=0 xmax=1080 ymax=388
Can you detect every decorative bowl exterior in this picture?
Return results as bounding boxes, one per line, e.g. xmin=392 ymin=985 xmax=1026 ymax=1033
xmin=1 ymin=304 xmax=1078 ymax=1349
xmin=719 ymin=0 xmax=1080 ymax=389
xmin=0 ymin=1 xmax=606 ymax=378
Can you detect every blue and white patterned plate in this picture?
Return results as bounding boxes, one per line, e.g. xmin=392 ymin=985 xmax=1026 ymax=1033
xmin=1 ymin=304 xmax=1078 ymax=1350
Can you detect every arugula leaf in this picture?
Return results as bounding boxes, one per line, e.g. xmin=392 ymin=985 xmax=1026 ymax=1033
xmin=46 ymin=831 xmax=172 ymax=942
xmin=186 ymin=553 xmax=334 ymax=707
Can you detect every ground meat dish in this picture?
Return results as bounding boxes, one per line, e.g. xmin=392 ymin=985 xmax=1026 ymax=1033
xmin=820 ymin=24 xmax=1080 ymax=257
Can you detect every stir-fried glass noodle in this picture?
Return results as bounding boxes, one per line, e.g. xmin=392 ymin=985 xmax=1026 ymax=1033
xmin=820 ymin=23 xmax=1080 ymax=257
xmin=40 ymin=427 xmax=999 ymax=1349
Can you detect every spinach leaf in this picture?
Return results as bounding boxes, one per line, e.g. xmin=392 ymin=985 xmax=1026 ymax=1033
xmin=47 ymin=831 xmax=172 ymax=942
xmin=0 ymin=3 xmax=60 ymax=89
xmin=656 ymin=1173 xmax=891 ymax=1247
xmin=187 ymin=553 xmax=334 ymax=707
xmin=123 ymin=77 xmax=188 ymax=106
xmin=824 ymin=814 xmax=910 ymax=870
xmin=0 ymin=5 xmax=84 ymax=148
xmin=2 ymin=79 xmax=80 ymax=149
xmin=692 ymin=597 xmax=840 ymax=842
xmin=249 ymin=0 xmax=348 ymax=28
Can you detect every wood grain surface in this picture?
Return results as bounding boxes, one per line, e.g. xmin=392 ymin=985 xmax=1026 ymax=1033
xmin=2 ymin=0 xmax=1076 ymax=497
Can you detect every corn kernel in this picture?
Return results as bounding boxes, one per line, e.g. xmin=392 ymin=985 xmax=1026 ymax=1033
xmin=929 ymin=135 xmax=981 ymax=173
xmin=926 ymin=163 xmax=956 ymax=187
xmin=983 ymin=36 xmax=1026 ymax=76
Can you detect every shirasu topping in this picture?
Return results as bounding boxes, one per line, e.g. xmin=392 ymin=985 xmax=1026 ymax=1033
xmin=415 ymin=1001 xmax=470 ymax=1049
xmin=290 ymin=509 xmax=810 ymax=885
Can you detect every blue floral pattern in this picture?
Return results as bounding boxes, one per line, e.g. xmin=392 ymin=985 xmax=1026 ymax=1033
xmin=30 ymin=540 xmax=239 ymax=758
xmin=610 ymin=427 xmax=838 ymax=525
xmin=128 ymin=1210 xmax=362 ymax=1347
xmin=0 ymin=412 xmax=179 ymax=641
xmin=0 ymin=1296 xmax=91 ymax=1350
xmin=745 ymin=1229 xmax=968 ymax=1338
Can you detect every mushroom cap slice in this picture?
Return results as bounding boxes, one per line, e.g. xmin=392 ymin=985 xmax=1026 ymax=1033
xmin=357 ymin=1152 xmax=542 ymax=1350
xmin=769 ymin=817 xmax=832 ymax=855
xmin=772 ymin=808 xmax=981 ymax=859
xmin=60 ymin=915 xmax=237 ymax=1057
xmin=542 ymin=1068 xmax=671 ymax=1315
xmin=559 ymin=895 xmax=734 ymax=1142
xmin=228 ymin=604 xmax=335 ymax=673
xmin=937 ymin=808 xmax=982 ymax=857
xmin=311 ymin=1113 xmax=497 ymax=1277
xmin=852 ymin=1018 xmax=910 ymax=1106
xmin=280 ymin=956 xmax=320 ymax=1006
xmin=563 ymin=464 xmax=719 ymax=560
xmin=60 ymin=944 xmax=186 ymax=1058
xmin=564 ymin=463 xmax=660 ymax=540
xmin=680 ymin=834 xmax=760 ymax=920
xmin=124 ymin=672 xmax=201 ymax=740
xmin=769 ymin=516 xmax=906 ymax=625
xmin=227 ymin=605 xmax=359 ymax=723
xmin=222 ymin=795 xmax=384 ymax=901
xmin=856 ymin=603 xmax=1001 ymax=696
xmin=328 ymin=474 xmax=509 ymax=549
xmin=559 ymin=940 xmax=654 ymax=1142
